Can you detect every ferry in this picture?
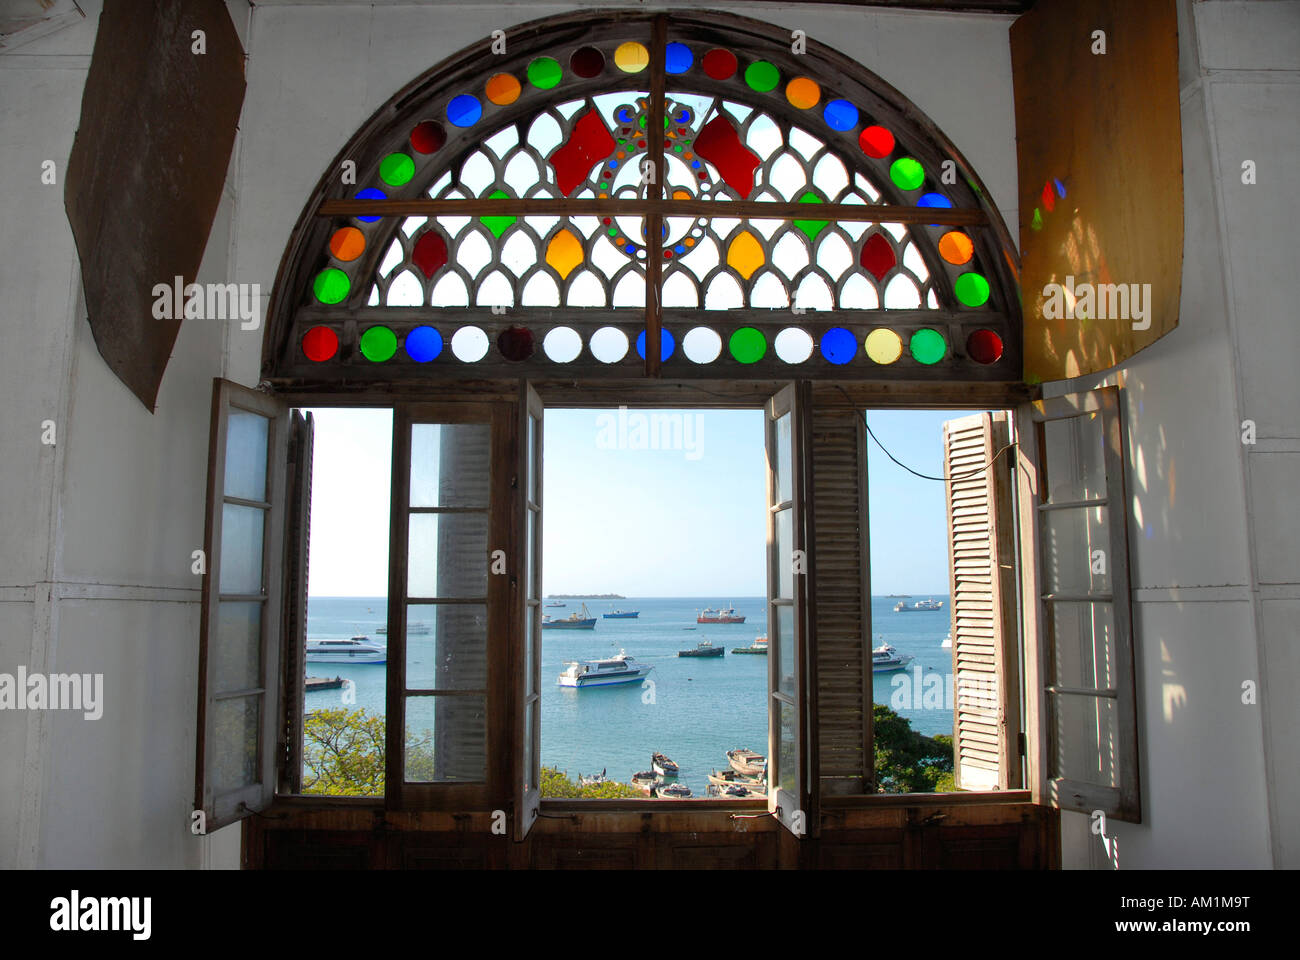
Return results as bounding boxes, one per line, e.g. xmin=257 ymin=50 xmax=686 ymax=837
xmin=306 ymin=636 xmax=386 ymax=664
xmin=894 ymin=598 xmax=944 ymax=612
xmin=872 ymin=642 xmax=914 ymax=673
xmin=543 ymin=603 xmax=597 ymax=629
xmin=698 ymin=604 xmax=746 ymax=624
xmin=679 ymin=640 xmax=724 ymax=658
xmin=603 ymin=609 xmax=640 ymax=619
xmin=557 ymin=651 xmax=653 ymax=687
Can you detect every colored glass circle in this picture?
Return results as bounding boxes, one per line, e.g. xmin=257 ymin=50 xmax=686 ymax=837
xmin=354 ymin=188 xmax=387 ymax=223
xmin=859 ymin=125 xmax=895 ymax=158
xmin=785 ymin=77 xmax=821 ymax=110
xmin=744 ymin=60 xmax=780 ymax=92
xmin=497 ymin=325 xmax=535 ymax=362
xmin=543 ymin=326 xmax=583 ymax=363
xmin=864 ymin=328 xmax=903 ymax=365
xmin=890 ymin=157 xmax=925 ymax=191
xmin=665 ymin=42 xmax=693 ymax=75
xmin=823 ymin=99 xmax=859 ymax=131
xmin=938 ymin=231 xmax=974 ymax=265
xmin=526 ymin=57 xmax=562 ymax=89
xmin=729 ymin=327 xmax=767 ymax=364
xmin=954 ymin=272 xmax=991 ymax=307
xmin=570 ymin=46 xmax=605 ymax=78
xmin=614 ymin=42 xmax=650 ymax=73
xmin=329 ymin=227 xmax=365 ymax=262
xmin=313 ymin=268 xmax=349 ymax=304
xmin=359 ymin=325 xmax=398 ymax=362
xmin=486 ymin=73 xmax=522 ymax=105
xmin=636 ymin=328 xmax=676 ymax=362
xmin=702 ymin=48 xmax=738 ymax=80
xmin=820 ymin=327 xmax=858 ymax=365
xmin=447 ymin=94 xmax=482 ymax=127
xmin=910 ymin=328 xmax=946 ymax=365
xmin=302 ymin=326 xmax=338 ymax=362
xmin=682 ymin=326 xmax=722 ymax=363
xmin=967 ymin=329 xmax=1003 ymax=364
xmin=379 ymin=153 xmax=414 ymax=187
xmin=774 ymin=327 xmax=814 ymax=364
xmin=1054 ymin=178 xmax=1067 ymax=198
xmin=917 ymin=192 xmax=953 ymax=208
xmin=409 ymin=120 xmax=446 ymax=154
xmin=451 ymin=326 xmax=489 ymax=362
xmin=590 ymin=326 xmax=629 ymax=363
xmin=405 ymin=325 xmax=443 ymax=362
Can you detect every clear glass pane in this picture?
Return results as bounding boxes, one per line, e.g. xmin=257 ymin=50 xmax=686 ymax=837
xmin=524 ymin=698 xmax=537 ymax=791
xmin=1048 ymin=600 xmax=1117 ymax=691
xmin=1041 ymin=506 xmax=1111 ymax=596
xmin=214 ymin=601 xmax=261 ymax=693
xmin=224 ymin=410 xmax=269 ymax=502
xmin=526 ymin=607 xmax=538 ymax=696
xmin=410 ymin=423 xmax=491 ymax=508
xmin=774 ymin=411 xmax=792 ymax=504
xmin=407 ymin=513 xmax=489 ymax=598
xmin=211 ymin=694 xmax=260 ymax=794
xmin=526 ymin=509 xmax=537 ymax=601
xmin=1050 ymin=693 xmax=1118 ymax=787
xmin=777 ymin=698 xmax=797 ymax=794
xmin=404 ymin=695 xmax=487 ymax=782
xmin=219 ymin=503 xmax=265 ymax=596
xmin=777 ymin=603 xmax=796 ymax=698
xmin=775 ymin=506 xmax=794 ymax=598
xmin=527 ymin=413 xmax=539 ymax=504
xmin=405 ymin=603 xmax=487 ymax=691
xmin=1042 ymin=412 xmax=1106 ymax=503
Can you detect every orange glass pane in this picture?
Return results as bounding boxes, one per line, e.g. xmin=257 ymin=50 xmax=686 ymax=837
xmin=727 ymin=230 xmax=765 ymax=280
xmin=785 ymin=77 xmax=820 ymax=110
xmin=329 ymin=227 xmax=366 ymax=262
xmin=546 ymin=228 xmax=585 ymax=280
xmin=938 ymin=231 xmax=974 ymax=265
xmin=485 ymin=73 xmax=522 ymax=106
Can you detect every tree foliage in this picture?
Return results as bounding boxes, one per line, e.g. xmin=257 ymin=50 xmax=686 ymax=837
xmin=302 ymin=708 xmax=435 ymax=795
xmin=872 ymin=703 xmax=956 ymax=794
xmin=540 ymin=766 xmax=641 ymax=799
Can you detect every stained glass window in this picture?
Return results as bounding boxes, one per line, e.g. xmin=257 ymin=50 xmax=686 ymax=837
xmin=266 ymin=12 xmax=1019 ymax=382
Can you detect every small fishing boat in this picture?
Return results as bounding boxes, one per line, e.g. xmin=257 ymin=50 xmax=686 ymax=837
xmin=707 ymin=782 xmax=762 ymax=799
xmin=557 ymin=651 xmax=652 ymax=687
xmin=603 ymin=609 xmax=640 ymax=619
xmin=708 ymin=769 xmax=767 ymax=794
xmin=698 ymin=604 xmax=746 ymax=624
xmin=306 ymin=636 xmax=386 ymax=664
xmin=631 ymin=771 xmax=661 ymax=794
xmin=872 ymin=642 xmax=914 ymax=673
xmin=679 ymin=640 xmax=724 ymax=658
xmin=579 ymin=770 xmax=610 ymax=787
xmin=652 ymin=752 xmax=679 ymax=777
xmin=545 ymin=601 xmax=566 ymax=608
xmin=543 ymin=602 xmax=597 ymax=630
xmin=657 ymin=782 xmax=692 ymax=799
xmin=727 ymin=749 xmax=767 ymax=777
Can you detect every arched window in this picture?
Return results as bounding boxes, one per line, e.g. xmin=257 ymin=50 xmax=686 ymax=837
xmin=262 ymin=11 xmax=1020 ymax=384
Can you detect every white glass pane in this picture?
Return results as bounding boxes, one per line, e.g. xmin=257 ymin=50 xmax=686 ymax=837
xmin=224 ymin=411 xmax=268 ymax=501
xmin=407 ymin=513 xmax=489 ymax=598
xmin=1051 ymin=694 xmax=1118 ymax=787
xmin=406 ymin=603 xmax=487 ymax=690
xmin=219 ymin=503 xmax=265 ymax=596
xmin=211 ymin=694 xmax=260 ymax=794
xmin=410 ymin=423 xmax=490 ymax=508
xmin=214 ymin=601 xmax=261 ymax=693
xmin=405 ymin=695 xmax=487 ymax=783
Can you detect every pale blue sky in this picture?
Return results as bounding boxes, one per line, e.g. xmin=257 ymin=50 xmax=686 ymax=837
xmin=302 ymin=405 xmax=984 ymax=597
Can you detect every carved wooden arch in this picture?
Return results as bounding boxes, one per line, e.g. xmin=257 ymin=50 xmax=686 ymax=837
xmin=262 ymin=9 xmax=1021 ymax=386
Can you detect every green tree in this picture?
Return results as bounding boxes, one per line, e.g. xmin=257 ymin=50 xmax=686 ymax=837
xmin=302 ymin=707 xmax=435 ymax=795
xmin=872 ymin=703 xmax=955 ymax=794
xmin=540 ymin=766 xmax=641 ymax=799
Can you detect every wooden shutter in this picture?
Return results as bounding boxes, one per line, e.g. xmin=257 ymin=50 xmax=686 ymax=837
xmin=515 ymin=384 xmax=543 ymax=839
xmin=195 ymin=379 xmax=289 ymax=830
xmin=279 ymin=410 xmax=314 ymax=795
xmin=943 ymin=413 xmax=1022 ymax=791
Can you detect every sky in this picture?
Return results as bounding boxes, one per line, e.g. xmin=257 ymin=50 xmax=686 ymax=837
xmin=302 ymin=405 xmax=988 ymax=598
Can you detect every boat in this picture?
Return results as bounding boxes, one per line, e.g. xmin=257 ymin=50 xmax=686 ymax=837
xmin=708 ymin=769 xmax=767 ymax=794
xmin=376 ymin=622 xmax=428 ymax=636
xmin=707 ymin=782 xmax=763 ymax=799
xmin=545 ymin=601 xmax=566 ymax=608
xmin=631 ymin=771 xmax=661 ymax=794
xmin=657 ymin=782 xmax=692 ymax=799
xmin=652 ymin=752 xmax=679 ymax=777
xmin=306 ymin=636 xmax=386 ymax=664
xmin=894 ymin=598 xmax=944 ymax=612
xmin=726 ymin=749 xmax=767 ymax=777
xmin=557 ymin=650 xmax=653 ymax=687
xmin=603 ymin=608 xmax=639 ymax=618
xmin=679 ymin=640 xmax=724 ymax=658
xmin=872 ymin=642 xmax=914 ymax=673
xmin=698 ymin=604 xmax=746 ymax=624
xmin=941 ymin=631 xmax=952 ymax=649
xmin=543 ymin=602 xmax=597 ymax=629
xmin=579 ymin=770 xmax=610 ymax=787
xmin=731 ymin=643 xmax=768 ymax=654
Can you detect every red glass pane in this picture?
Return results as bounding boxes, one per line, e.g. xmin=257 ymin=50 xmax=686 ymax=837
xmin=550 ymin=109 xmax=617 ymax=196
xmin=694 ymin=115 xmax=760 ymax=198
xmin=411 ymin=231 xmax=448 ymax=278
xmin=410 ymin=120 xmax=446 ymax=154
xmin=702 ymin=48 xmax=738 ymax=80
xmin=859 ymin=124 xmax=895 ymax=159
xmin=1041 ymin=180 xmax=1056 ymax=213
xmin=966 ymin=328 xmax=1003 ymax=364
xmin=860 ymin=232 xmax=896 ymax=281
xmin=570 ymin=46 xmax=605 ymax=78
xmin=497 ymin=325 xmax=535 ymax=361
xmin=302 ymin=326 xmax=339 ymax=362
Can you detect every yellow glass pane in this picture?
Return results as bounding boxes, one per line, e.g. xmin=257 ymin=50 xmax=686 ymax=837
xmin=865 ymin=328 xmax=903 ymax=364
xmin=546 ymin=229 xmax=585 ymax=280
xmin=614 ymin=41 xmax=649 ymax=73
xmin=727 ymin=230 xmax=765 ymax=280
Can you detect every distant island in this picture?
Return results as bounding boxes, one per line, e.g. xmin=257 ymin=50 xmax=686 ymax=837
xmin=547 ymin=593 xmax=625 ymax=599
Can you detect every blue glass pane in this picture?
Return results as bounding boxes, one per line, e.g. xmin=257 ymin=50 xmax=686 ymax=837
xmin=665 ymin=42 xmax=693 ymax=75
xmin=823 ymin=99 xmax=859 ymax=131
xmin=819 ymin=326 xmax=857 ymax=365
xmin=635 ymin=328 xmax=676 ymax=362
xmin=917 ymin=192 xmax=953 ymax=208
xmin=447 ymin=94 xmax=483 ymax=127
xmin=355 ymin=187 xmax=387 ymax=223
xmin=406 ymin=325 xmax=443 ymax=362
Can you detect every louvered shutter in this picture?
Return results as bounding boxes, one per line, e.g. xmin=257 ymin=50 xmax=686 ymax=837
xmin=943 ymin=412 xmax=1021 ymax=791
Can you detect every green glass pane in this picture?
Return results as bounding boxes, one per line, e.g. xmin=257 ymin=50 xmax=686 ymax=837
xmin=744 ymin=60 xmax=780 ymax=92
xmin=313 ymin=268 xmax=350 ymax=304
xmin=379 ymin=153 xmax=415 ymax=186
xmin=1031 ymin=207 xmax=1043 ymax=231
xmin=729 ymin=327 xmax=767 ymax=364
xmin=360 ymin=325 xmax=398 ymax=362
xmin=479 ymin=189 xmax=516 ymax=238
xmin=527 ymin=56 xmax=562 ymax=89
xmin=890 ymin=157 xmax=925 ymax=191
xmin=910 ymin=328 xmax=946 ymax=365
xmin=793 ymin=191 xmax=827 ymax=242
xmin=954 ymin=272 xmax=990 ymax=307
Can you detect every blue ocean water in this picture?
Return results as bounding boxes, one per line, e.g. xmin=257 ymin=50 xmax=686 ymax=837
xmin=305 ymin=595 xmax=953 ymax=791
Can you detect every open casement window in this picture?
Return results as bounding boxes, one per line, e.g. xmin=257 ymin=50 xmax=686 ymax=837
xmin=766 ymin=383 xmax=817 ymax=837
xmin=942 ymin=412 xmax=1022 ymax=791
xmin=196 ymin=380 xmax=293 ymax=830
xmin=515 ymin=384 xmax=543 ymax=839
xmin=386 ymin=402 xmax=513 ymax=810
xmin=1017 ymin=386 xmax=1140 ymax=822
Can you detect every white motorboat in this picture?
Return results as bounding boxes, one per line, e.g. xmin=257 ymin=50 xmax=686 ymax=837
xmin=941 ymin=631 xmax=952 ymax=649
xmin=306 ymin=636 xmax=387 ymax=664
xmin=557 ymin=650 xmax=653 ymax=687
xmin=872 ymin=642 xmax=913 ymax=673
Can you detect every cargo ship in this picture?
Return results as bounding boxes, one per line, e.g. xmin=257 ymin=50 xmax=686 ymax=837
xmin=698 ymin=604 xmax=746 ymax=624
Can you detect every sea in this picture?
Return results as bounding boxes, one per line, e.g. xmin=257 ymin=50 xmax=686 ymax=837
xmin=305 ymin=595 xmax=953 ymax=791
